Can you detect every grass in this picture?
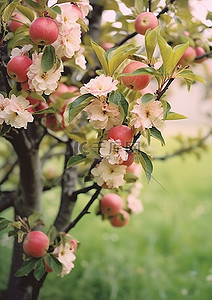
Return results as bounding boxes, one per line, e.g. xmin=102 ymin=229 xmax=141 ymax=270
xmin=0 ymin=140 xmax=212 ymax=300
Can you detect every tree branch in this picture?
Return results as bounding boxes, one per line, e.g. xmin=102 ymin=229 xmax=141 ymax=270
xmin=154 ymin=130 xmax=212 ymax=161
xmin=195 ymin=50 xmax=212 ymax=61
xmin=155 ymin=78 xmax=175 ymax=101
xmin=0 ymin=191 xmax=15 ymax=212
xmin=0 ymin=159 xmax=18 ymax=187
xmin=157 ymin=0 xmax=176 ymax=19
xmin=64 ymin=185 xmax=102 ymax=232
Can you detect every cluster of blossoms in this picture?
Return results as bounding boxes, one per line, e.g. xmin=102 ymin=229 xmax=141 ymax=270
xmin=53 ymin=242 xmax=76 ymax=277
xmin=0 ymin=94 xmax=33 ymax=129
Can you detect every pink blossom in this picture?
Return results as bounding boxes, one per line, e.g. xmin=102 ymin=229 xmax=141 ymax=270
xmin=85 ymin=99 xmax=121 ymax=130
xmin=53 ymin=243 xmax=76 ymax=277
xmin=80 ymin=74 xmax=119 ymax=97
xmin=130 ymin=99 xmax=164 ymax=132
xmin=91 ymin=159 xmax=127 ymax=189
xmin=100 ymin=139 xmax=128 ymax=164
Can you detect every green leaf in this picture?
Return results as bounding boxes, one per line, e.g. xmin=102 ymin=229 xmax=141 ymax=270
xmin=141 ymin=93 xmax=154 ymax=104
xmin=67 ymin=154 xmax=87 ymax=168
xmin=34 ymin=107 xmax=56 ymax=115
xmin=108 ymin=43 xmax=139 ymax=75
xmin=15 ymin=258 xmax=37 ymax=277
xmin=77 ymin=18 xmax=89 ymax=32
xmin=108 ymin=91 xmax=128 ymax=122
xmin=135 ymin=150 xmax=153 ymax=182
xmin=172 ymin=42 xmax=189 ymax=69
xmin=44 ymin=7 xmax=57 ymax=19
xmin=52 ymin=5 xmax=61 ymax=14
xmin=120 ymin=67 xmax=160 ymax=77
xmin=23 ymin=0 xmax=42 ymax=10
xmin=45 ymin=254 xmax=62 ymax=275
xmin=149 ymin=127 xmax=165 ymax=145
xmin=124 ymin=171 xmax=138 ymax=183
xmin=34 ymin=257 xmax=46 ymax=281
xmin=161 ymin=100 xmax=171 ymax=119
xmin=16 ymin=5 xmax=35 ymax=22
xmin=176 ymin=70 xmax=206 ymax=84
xmin=28 ymin=212 xmax=43 ymax=229
xmin=41 ymin=45 xmax=56 ymax=73
xmin=0 ymin=218 xmax=11 ymax=231
xmin=91 ymin=40 xmax=109 ymax=74
xmin=157 ymin=35 xmax=174 ymax=76
xmin=166 ymin=112 xmax=187 ymax=120
xmin=145 ymin=26 xmax=160 ymax=62
xmin=2 ymin=0 xmax=19 ymax=24
xmin=0 ymin=123 xmax=11 ymax=136
xmin=68 ymin=93 xmax=93 ymax=122
xmin=29 ymin=92 xmax=46 ymax=102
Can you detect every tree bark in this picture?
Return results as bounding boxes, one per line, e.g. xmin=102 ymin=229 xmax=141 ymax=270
xmin=5 ymin=124 xmax=45 ymax=300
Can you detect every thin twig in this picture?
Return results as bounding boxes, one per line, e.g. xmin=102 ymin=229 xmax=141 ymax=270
xmin=0 ymin=159 xmax=18 ymax=187
xmin=148 ymin=0 xmax=152 ymax=12
xmin=195 ymin=50 xmax=212 ymax=61
xmin=157 ymin=0 xmax=176 ymax=19
xmin=154 ymin=130 xmax=212 ymax=161
xmin=155 ymin=78 xmax=175 ymax=101
xmin=64 ymin=185 xmax=102 ymax=232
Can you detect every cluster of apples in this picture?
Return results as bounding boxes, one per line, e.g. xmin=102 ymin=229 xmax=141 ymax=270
xmin=7 ymin=16 xmax=59 ymax=83
xmin=100 ymin=193 xmax=130 ymax=227
xmin=121 ymin=11 xmax=207 ymax=91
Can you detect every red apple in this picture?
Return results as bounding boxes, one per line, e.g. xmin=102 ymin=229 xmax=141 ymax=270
xmin=23 ymin=231 xmax=49 ymax=258
xmin=122 ymin=61 xmax=151 ymax=91
xmin=7 ymin=56 xmax=32 ymax=82
xmin=101 ymin=42 xmax=114 ymax=50
xmin=178 ymin=46 xmax=196 ymax=66
xmin=107 ymin=125 xmax=134 ymax=147
xmin=122 ymin=152 xmax=134 ymax=167
xmin=195 ymin=46 xmax=207 ymax=63
xmin=29 ymin=17 xmax=59 ymax=45
xmin=100 ymin=193 xmax=123 ymax=216
xmin=134 ymin=12 xmax=158 ymax=35
xmin=110 ymin=209 xmax=130 ymax=227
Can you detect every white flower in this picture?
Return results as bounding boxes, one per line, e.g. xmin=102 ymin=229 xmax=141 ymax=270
xmin=80 ymin=74 xmax=119 ymax=97
xmin=130 ymin=99 xmax=164 ymax=132
xmin=53 ymin=24 xmax=81 ymax=59
xmin=53 ymin=243 xmax=76 ymax=278
xmin=91 ymin=159 xmax=127 ymax=189
xmin=100 ymin=139 xmax=128 ymax=164
xmin=0 ymin=94 xmax=10 ymax=125
xmin=27 ymin=52 xmax=63 ymax=95
xmin=85 ymin=99 xmax=121 ymax=130
xmin=10 ymin=45 xmax=33 ymax=59
xmin=75 ymin=47 xmax=87 ymax=70
xmin=127 ymin=194 xmax=143 ymax=214
xmin=2 ymin=94 xmax=33 ymax=129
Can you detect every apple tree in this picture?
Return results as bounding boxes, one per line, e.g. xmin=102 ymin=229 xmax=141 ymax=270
xmin=0 ymin=0 xmax=211 ymax=299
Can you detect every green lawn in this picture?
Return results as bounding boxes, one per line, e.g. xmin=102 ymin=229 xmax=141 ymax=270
xmin=1 ymin=141 xmax=212 ymax=300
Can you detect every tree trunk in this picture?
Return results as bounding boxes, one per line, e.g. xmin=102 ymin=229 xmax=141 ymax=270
xmin=5 ymin=125 xmax=45 ymax=300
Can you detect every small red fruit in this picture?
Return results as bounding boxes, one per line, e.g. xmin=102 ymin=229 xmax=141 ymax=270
xmin=122 ymin=152 xmax=134 ymax=167
xmin=110 ymin=209 xmax=130 ymax=227
xmin=178 ymin=46 xmax=196 ymax=66
xmin=122 ymin=61 xmax=151 ymax=91
xmin=29 ymin=17 xmax=59 ymax=45
xmin=195 ymin=46 xmax=207 ymax=63
xmin=100 ymin=193 xmax=123 ymax=216
xmin=45 ymin=113 xmax=64 ymax=131
xmin=107 ymin=125 xmax=134 ymax=147
xmin=134 ymin=12 xmax=158 ymax=35
xmin=7 ymin=56 xmax=32 ymax=82
xmin=23 ymin=231 xmax=49 ymax=258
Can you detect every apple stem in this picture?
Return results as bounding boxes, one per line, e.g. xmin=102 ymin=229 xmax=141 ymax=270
xmin=148 ymin=0 xmax=152 ymax=12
